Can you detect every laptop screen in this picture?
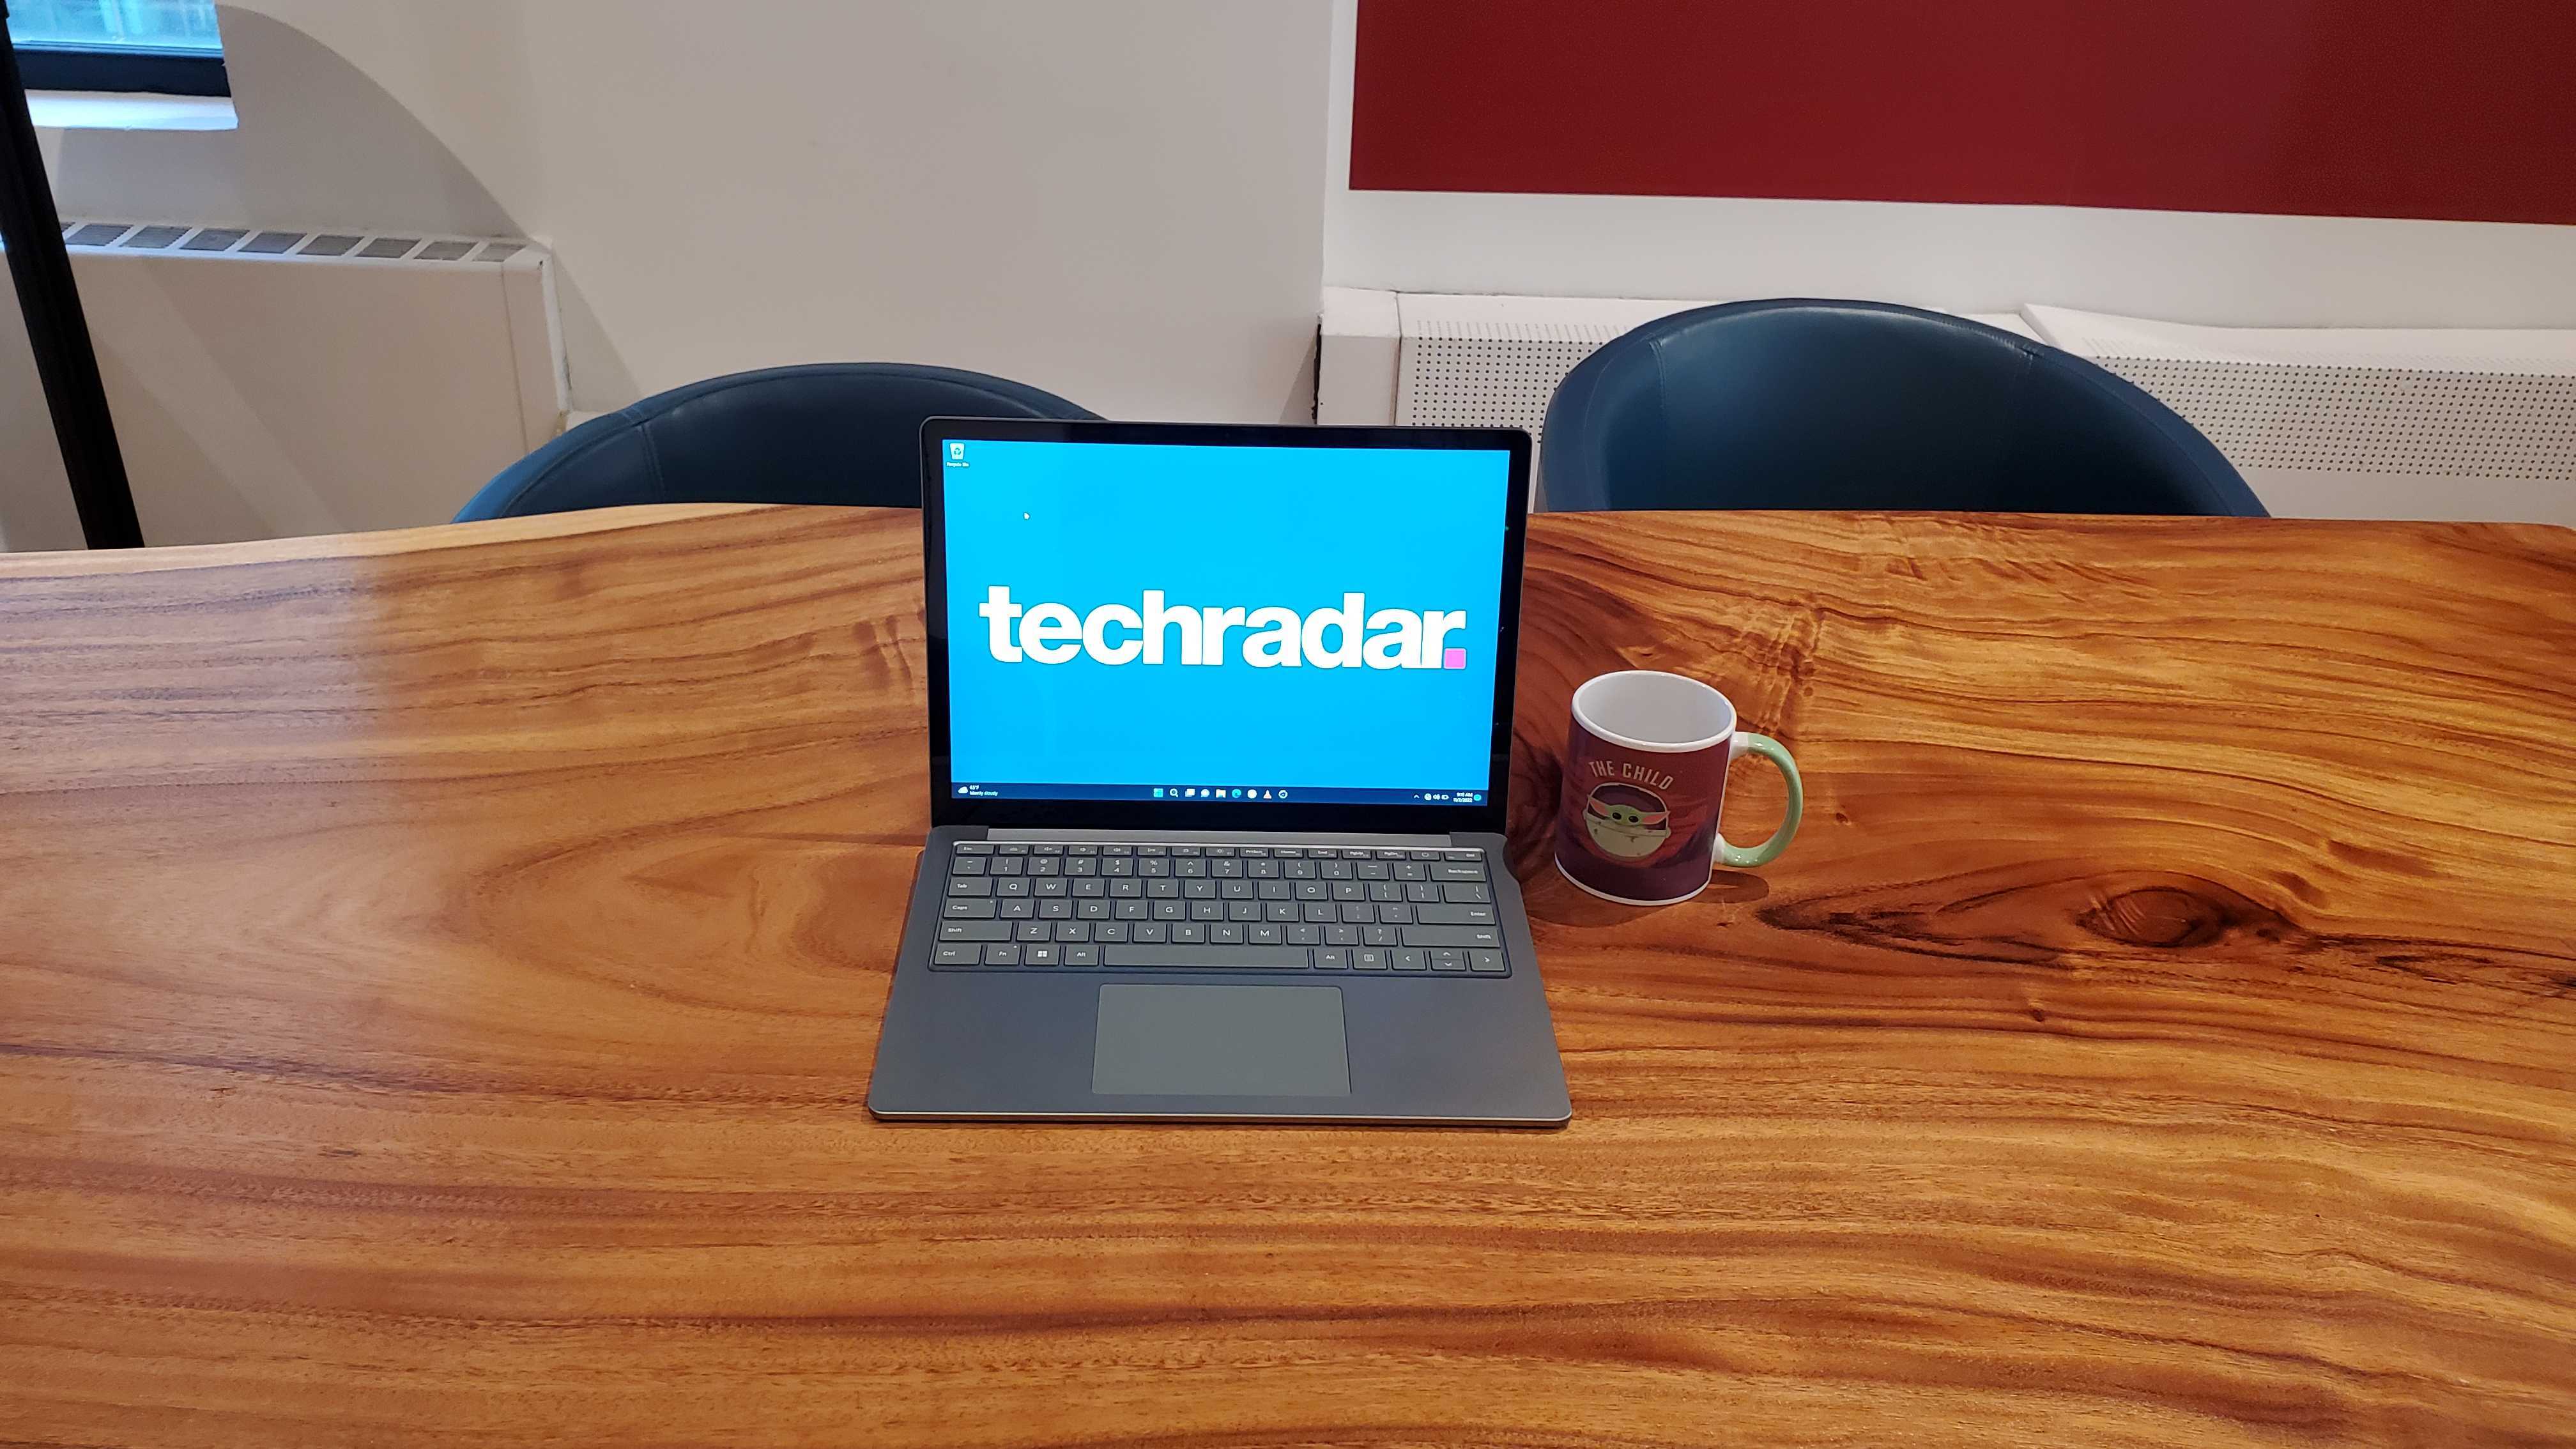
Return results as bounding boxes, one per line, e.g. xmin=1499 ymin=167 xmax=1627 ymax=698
xmin=938 ymin=436 xmax=1515 ymax=808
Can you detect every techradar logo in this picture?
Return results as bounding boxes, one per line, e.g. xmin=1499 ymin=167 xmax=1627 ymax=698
xmin=977 ymin=586 xmax=1469 ymax=670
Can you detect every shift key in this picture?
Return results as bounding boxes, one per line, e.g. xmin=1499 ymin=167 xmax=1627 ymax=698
xmin=1400 ymin=925 xmax=1502 ymax=949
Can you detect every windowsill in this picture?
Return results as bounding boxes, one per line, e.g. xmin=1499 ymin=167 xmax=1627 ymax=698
xmin=27 ymin=89 xmax=236 ymax=132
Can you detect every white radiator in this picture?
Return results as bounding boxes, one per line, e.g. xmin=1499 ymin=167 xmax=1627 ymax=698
xmin=1 ymin=222 xmax=563 ymax=550
xmin=1320 ymin=288 xmax=2576 ymax=523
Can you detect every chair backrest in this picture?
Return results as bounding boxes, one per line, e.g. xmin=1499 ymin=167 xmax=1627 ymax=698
xmin=1540 ymin=300 xmax=2264 ymax=516
xmin=454 ymin=362 xmax=1098 ymax=521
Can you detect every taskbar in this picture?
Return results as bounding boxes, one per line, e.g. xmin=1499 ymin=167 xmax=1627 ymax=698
xmin=951 ymin=783 xmax=1487 ymax=806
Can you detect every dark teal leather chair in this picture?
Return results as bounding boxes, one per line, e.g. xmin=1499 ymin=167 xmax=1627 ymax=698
xmin=1540 ymin=300 xmax=2264 ymax=516
xmin=455 ymin=362 xmax=1096 ymax=521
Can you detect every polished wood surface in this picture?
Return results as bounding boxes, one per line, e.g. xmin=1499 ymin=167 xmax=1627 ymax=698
xmin=3 ymin=505 xmax=2572 ymax=1447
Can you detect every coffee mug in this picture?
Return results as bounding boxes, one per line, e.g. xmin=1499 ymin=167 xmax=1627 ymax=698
xmin=1553 ymin=671 xmax=1804 ymax=906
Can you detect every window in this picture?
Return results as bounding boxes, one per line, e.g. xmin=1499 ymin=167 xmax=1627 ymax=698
xmin=6 ymin=0 xmax=226 ymax=96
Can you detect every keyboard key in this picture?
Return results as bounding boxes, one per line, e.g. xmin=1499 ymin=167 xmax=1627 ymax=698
xmin=1286 ymin=861 xmax=1317 ymax=879
xmin=985 ymin=943 xmax=1022 ymax=965
xmin=1103 ymin=946 xmax=1309 ymax=969
xmin=1077 ymin=899 xmax=1110 ymax=919
xmin=1416 ymin=903 xmax=1498 ymax=925
xmin=1030 ymin=857 xmax=1061 ymax=876
xmin=1273 ymin=847 xmax=1304 ymax=858
xmin=1174 ymin=845 xmax=1202 ymax=857
xmin=1407 ymin=849 xmax=1439 ymax=861
xmin=997 ymin=843 xmax=1029 ymax=855
xmin=1406 ymin=882 xmax=1439 ymax=903
xmin=951 ymin=857 xmax=988 ymax=876
xmin=947 ymin=877 xmax=993 ymax=896
xmin=1430 ymin=948 xmax=1466 ymax=972
xmin=943 ymin=900 xmax=998 ymax=919
xmin=1034 ymin=844 xmax=1064 ymax=855
xmin=1441 ymin=883 xmax=1492 ymax=904
xmin=956 ymin=842 xmax=995 ymax=854
xmin=1114 ymin=900 xmax=1147 ymax=919
xmin=1025 ymin=944 xmax=1061 ymax=967
xmin=1354 ymin=947 xmax=1390 ymax=971
xmin=1070 ymin=844 xmax=1098 ymax=855
xmin=1110 ymin=879 xmax=1143 ymax=898
xmin=1432 ymin=862 xmax=1482 ymax=881
xmin=995 ymin=878 xmax=1031 ymax=897
xmin=1177 ymin=859 xmax=1208 ymax=878
xmin=1212 ymin=859 xmax=1244 ymax=877
xmin=1105 ymin=843 xmax=1133 ymax=855
xmin=1250 ymin=923 xmax=1285 ymax=945
xmin=1074 ymin=880 xmax=1106 ymax=898
xmin=1395 ymin=862 xmax=1428 ymax=880
xmin=1210 ymin=923 xmax=1245 ymax=944
xmin=1325 ymin=926 xmax=1360 ymax=946
xmin=1378 ymin=903 xmax=1414 ymax=924
xmin=1147 ymin=880 xmax=1179 ymax=898
xmin=1364 ymin=926 xmax=1398 ymax=946
xmin=1392 ymin=948 xmax=1427 ymax=972
xmin=1338 ymin=903 xmax=1375 ymax=924
xmin=1140 ymin=845 xmax=1168 ymax=856
xmin=1065 ymin=944 xmax=1100 ymax=967
xmin=1000 ymin=900 xmax=1035 ymax=919
xmin=1188 ymin=900 xmax=1222 ymax=921
xmin=1305 ymin=903 xmax=1338 ymax=923
xmin=1273 ymin=903 xmax=1304 ymax=923
xmin=1104 ymin=858 xmax=1135 ymax=877
xmin=1402 ymin=925 xmax=1503 ymax=949
xmin=1316 ymin=948 xmax=1350 ymax=970
xmin=1469 ymin=949 xmax=1506 ymax=975
xmin=1250 ymin=860 xmax=1282 ymax=878
xmin=1331 ymin=881 xmax=1365 ymax=900
xmin=938 ymin=921 xmax=1012 ymax=942
xmin=1220 ymin=880 xmax=1255 ymax=900
xmin=934 ymin=944 xmax=980 ymax=966
xmin=1207 ymin=846 xmax=1235 ymax=857
xmin=1034 ymin=880 xmax=1068 ymax=897
xmin=1016 ymin=921 xmax=1050 ymax=942
xmin=1257 ymin=881 xmax=1291 ymax=900
xmin=1358 ymin=862 xmax=1390 ymax=880
xmin=1321 ymin=861 xmax=1354 ymax=880
xmin=1172 ymin=923 xmax=1207 ymax=944
xmin=1376 ymin=850 xmax=1407 ymax=861
xmin=1068 ymin=858 xmax=1098 ymax=876
xmin=1055 ymin=921 xmax=1090 ymax=942
xmin=1096 ymin=922 xmax=1131 ymax=942
xmin=1037 ymin=898 xmax=1071 ymax=919
xmin=1441 ymin=848 xmax=1482 ymax=860
xmin=1368 ymin=882 xmax=1400 ymax=902
xmin=1289 ymin=924 xmax=1322 ymax=945
xmin=1133 ymin=921 xmax=1169 ymax=943
xmin=1182 ymin=880 xmax=1216 ymax=899
xmin=1153 ymin=901 xmax=1185 ymax=920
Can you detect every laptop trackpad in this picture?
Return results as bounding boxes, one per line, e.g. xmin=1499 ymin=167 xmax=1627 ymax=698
xmin=1092 ymin=985 xmax=1351 ymax=1097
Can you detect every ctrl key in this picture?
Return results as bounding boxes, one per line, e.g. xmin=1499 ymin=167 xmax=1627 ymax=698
xmin=933 ymin=944 xmax=980 ymax=967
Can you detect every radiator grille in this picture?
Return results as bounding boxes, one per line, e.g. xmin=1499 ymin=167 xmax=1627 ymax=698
xmin=61 ymin=220 xmax=532 ymax=264
xmin=2094 ymin=360 xmax=2576 ymax=479
xmin=1395 ymin=321 xmax=1623 ymax=445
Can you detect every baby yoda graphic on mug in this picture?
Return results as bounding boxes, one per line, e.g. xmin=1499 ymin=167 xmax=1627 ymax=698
xmin=1582 ymin=782 xmax=1671 ymax=859
xmin=1555 ymin=671 xmax=1804 ymax=906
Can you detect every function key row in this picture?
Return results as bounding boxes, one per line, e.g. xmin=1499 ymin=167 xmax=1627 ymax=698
xmin=933 ymin=942 xmax=1506 ymax=974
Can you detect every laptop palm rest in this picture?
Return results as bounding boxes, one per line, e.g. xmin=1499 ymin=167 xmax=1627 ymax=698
xmin=1091 ymin=985 xmax=1351 ymax=1097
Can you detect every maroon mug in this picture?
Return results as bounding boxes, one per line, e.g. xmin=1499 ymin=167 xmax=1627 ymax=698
xmin=1553 ymin=671 xmax=1804 ymax=906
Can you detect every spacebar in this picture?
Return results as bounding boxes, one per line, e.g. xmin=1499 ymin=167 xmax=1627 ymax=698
xmin=1100 ymin=946 xmax=1312 ymax=969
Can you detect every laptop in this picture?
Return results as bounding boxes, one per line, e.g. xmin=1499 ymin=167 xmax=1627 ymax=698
xmin=867 ymin=419 xmax=1570 ymax=1126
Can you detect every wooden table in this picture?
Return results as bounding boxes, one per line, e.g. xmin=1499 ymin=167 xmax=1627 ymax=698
xmin=4 ymin=505 xmax=2573 ymax=1447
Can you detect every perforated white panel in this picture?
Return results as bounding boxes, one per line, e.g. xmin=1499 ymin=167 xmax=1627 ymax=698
xmin=2097 ymin=362 xmax=2576 ymax=479
xmin=1395 ymin=320 xmax=1623 ymax=445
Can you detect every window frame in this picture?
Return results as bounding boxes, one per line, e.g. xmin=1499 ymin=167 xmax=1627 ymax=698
xmin=12 ymin=42 xmax=227 ymax=96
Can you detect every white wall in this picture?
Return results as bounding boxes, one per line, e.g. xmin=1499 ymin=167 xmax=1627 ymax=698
xmin=1322 ymin=1 xmax=2576 ymax=327
xmin=42 ymin=0 xmax=1332 ymax=428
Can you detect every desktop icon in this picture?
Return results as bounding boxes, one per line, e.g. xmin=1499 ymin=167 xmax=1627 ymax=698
xmin=1275 ymin=789 xmax=1288 ymax=800
xmin=1183 ymin=788 xmax=1196 ymax=797
xmin=1151 ymin=787 xmax=1163 ymax=798
xmin=948 ymin=441 xmax=965 ymax=461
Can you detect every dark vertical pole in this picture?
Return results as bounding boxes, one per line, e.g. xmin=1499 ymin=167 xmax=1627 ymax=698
xmin=0 ymin=1 xmax=142 ymax=548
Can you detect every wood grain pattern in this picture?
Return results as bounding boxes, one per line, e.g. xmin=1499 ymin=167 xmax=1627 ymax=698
xmin=3 ymin=504 xmax=2572 ymax=1448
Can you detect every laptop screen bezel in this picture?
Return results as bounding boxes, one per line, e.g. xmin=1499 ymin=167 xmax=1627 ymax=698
xmin=921 ymin=418 xmax=1531 ymax=836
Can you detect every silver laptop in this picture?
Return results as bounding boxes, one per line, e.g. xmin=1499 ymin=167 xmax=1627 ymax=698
xmin=867 ymin=420 xmax=1569 ymax=1125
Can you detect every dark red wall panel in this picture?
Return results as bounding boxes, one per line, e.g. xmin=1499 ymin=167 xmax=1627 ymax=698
xmin=1350 ymin=0 xmax=2576 ymax=225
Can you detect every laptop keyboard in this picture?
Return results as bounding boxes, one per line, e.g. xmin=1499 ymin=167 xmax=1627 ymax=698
xmin=928 ymin=842 xmax=1507 ymax=977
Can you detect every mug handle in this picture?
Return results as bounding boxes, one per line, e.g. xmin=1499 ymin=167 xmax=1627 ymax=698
xmin=1715 ymin=733 xmax=1803 ymax=869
